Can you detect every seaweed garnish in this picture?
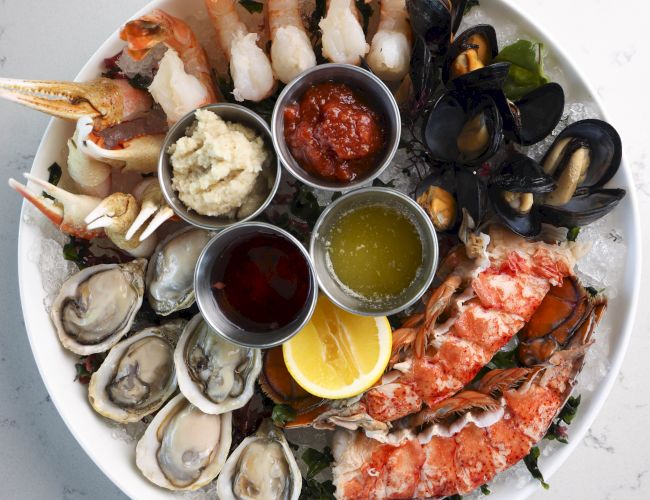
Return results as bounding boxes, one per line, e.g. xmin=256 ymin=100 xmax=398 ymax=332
xmin=523 ymin=446 xmax=550 ymax=489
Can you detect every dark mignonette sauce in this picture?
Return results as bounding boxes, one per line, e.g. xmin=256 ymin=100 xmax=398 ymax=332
xmin=211 ymin=232 xmax=311 ymax=332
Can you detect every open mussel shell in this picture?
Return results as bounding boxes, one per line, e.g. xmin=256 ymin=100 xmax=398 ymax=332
xmin=174 ymin=313 xmax=262 ymax=415
xmin=50 ymin=259 xmax=146 ymax=355
xmin=492 ymin=153 xmax=555 ymax=193
xmin=542 ymin=119 xmax=622 ymax=197
xmin=539 ymin=188 xmax=626 ymax=227
xmin=511 ymin=83 xmax=565 ymax=145
xmin=423 ymin=90 xmax=503 ymax=166
xmin=489 ymin=184 xmax=542 ymax=237
xmin=488 ymin=154 xmax=554 ymax=237
xmin=407 ymin=0 xmax=467 ymax=54
xmin=135 ymin=393 xmax=232 ymax=491
xmin=216 ymin=419 xmax=302 ymax=500
xmin=145 ymin=226 xmax=212 ymax=316
xmin=88 ymin=320 xmax=186 ymax=423
xmin=443 ymin=25 xmax=511 ymax=91
xmin=456 ymin=167 xmax=488 ymax=226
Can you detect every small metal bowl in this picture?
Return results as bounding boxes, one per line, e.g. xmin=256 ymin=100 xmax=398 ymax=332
xmin=194 ymin=222 xmax=319 ymax=348
xmin=271 ymin=63 xmax=401 ymax=191
xmin=310 ymin=187 xmax=438 ymax=317
xmin=158 ymin=103 xmax=281 ymax=231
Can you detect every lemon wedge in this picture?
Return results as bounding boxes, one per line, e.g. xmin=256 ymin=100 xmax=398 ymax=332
xmin=283 ymin=294 xmax=392 ymax=399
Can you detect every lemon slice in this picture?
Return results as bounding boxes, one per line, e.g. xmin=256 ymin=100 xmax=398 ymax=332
xmin=283 ymin=294 xmax=392 ymax=399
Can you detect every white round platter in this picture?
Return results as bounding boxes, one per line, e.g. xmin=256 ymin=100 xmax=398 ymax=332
xmin=15 ymin=0 xmax=641 ymax=498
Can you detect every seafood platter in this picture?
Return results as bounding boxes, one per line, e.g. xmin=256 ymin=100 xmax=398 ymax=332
xmin=5 ymin=0 xmax=641 ymax=498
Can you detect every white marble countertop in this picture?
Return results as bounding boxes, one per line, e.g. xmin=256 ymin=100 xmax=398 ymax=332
xmin=0 ymin=0 xmax=648 ymax=498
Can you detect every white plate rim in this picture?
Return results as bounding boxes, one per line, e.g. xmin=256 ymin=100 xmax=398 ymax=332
xmin=15 ymin=0 xmax=642 ymax=498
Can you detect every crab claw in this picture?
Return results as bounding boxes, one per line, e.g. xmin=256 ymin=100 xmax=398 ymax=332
xmin=0 ymin=77 xmax=152 ymax=130
xmin=9 ymin=173 xmax=103 ymax=239
xmin=126 ymin=179 xmax=175 ymax=241
xmin=76 ymin=116 xmax=162 ymax=175
xmin=85 ymin=192 xmax=157 ymax=257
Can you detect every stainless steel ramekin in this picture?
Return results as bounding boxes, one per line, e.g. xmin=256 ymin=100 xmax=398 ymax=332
xmin=194 ymin=222 xmax=318 ymax=348
xmin=310 ymin=187 xmax=438 ymax=317
xmin=271 ymin=63 xmax=401 ymax=191
xmin=158 ymin=103 xmax=281 ymax=231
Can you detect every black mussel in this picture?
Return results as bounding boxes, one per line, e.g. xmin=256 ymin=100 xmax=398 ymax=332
xmin=489 ymin=183 xmax=542 ymax=237
xmin=423 ymin=90 xmax=503 ymax=166
xmin=542 ymin=119 xmax=622 ymax=205
xmin=488 ymin=153 xmax=554 ymax=237
xmin=455 ymin=167 xmax=488 ymax=225
xmin=539 ymin=188 xmax=626 ymax=227
xmin=492 ymin=153 xmax=555 ymax=193
xmin=407 ymin=0 xmax=467 ymax=55
xmin=415 ymin=168 xmax=458 ymax=231
xmin=493 ymin=83 xmax=565 ymax=146
xmin=442 ymin=25 xmax=511 ymax=91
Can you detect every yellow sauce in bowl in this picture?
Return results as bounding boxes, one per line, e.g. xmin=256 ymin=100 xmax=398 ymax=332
xmin=327 ymin=204 xmax=423 ymax=300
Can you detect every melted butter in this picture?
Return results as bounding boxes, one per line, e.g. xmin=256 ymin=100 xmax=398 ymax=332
xmin=327 ymin=204 xmax=423 ymax=300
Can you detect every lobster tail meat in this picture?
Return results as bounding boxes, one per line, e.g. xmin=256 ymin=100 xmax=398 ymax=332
xmin=333 ymin=289 xmax=606 ymax=499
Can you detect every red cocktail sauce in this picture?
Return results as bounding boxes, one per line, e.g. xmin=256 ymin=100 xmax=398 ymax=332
xmin=211 ymin=233 xmax=311 ymax=333
xmin=284 ymin=82 xmax=386 ymax=182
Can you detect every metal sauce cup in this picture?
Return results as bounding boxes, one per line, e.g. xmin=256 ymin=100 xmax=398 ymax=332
xmin=158 ymin=103 xmax=281 ymax=231
xmin=194 ymin=222 xmax=319 ymax=348
xmin=271 ymin=63 xmax=401 ymax=191
xmin=310 ymin=187 xmax=438 ymax=316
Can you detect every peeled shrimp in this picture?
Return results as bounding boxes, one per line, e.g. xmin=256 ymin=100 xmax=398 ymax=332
xmin=319 ymin=0 xmax=369 ymax=64
xmin=120 ymin=9 xmax=216 ymax=103
xmin=268 ymin=0 xmax=317 ymax=83
xmin=148 ymin=48 xmax=210 ymax=123
xmin=204 ymin=0 xmax=275 ymax=102
xmin=367 ymin=0 xmax=412 ymax=81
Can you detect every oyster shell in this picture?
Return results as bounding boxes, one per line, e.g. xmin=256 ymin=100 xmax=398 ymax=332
xmin=145 ymin=227 xmax=212 ymax=316
xmin=175 ymin=313 xmax=262 ymax=414
xmin=50 ymin=259 xmax=146 ymax=355
xmin=87 ymin=320 xmax=186 ymax=423
xmin=216 ymin=420 xmax=302 ymax=500
xmin=135 ymin=393 xmax=232 ymax=491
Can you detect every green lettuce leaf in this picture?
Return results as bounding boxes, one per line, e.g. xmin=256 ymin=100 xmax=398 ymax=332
xmin=494 ymin=40 xmax=550 ymax=100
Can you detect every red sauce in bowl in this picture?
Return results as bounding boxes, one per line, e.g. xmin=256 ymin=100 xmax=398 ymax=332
xmin=284 ymin=82 xmax=386 ymax=182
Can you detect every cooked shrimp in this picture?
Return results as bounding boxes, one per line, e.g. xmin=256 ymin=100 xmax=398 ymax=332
xmin=204 ymin=0 xmax=275 ymax=102
xmin=319 ymin=0 xmax=369 ymax=64
xmin=148 ymin=48 xmax=211 ymax=123
xmin=268 ymin=0 xmax=317 ymax=83
xmin=367 ymin=0 xmax=412 ymax=82
xmin=333 ymin=296 xmax=605 ymax=498
xmin=120 ymin=9 xmax=216 ymax=103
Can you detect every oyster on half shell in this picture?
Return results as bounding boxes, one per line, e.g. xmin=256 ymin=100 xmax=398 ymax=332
xmin=88 ymin=319 xmax=186 ymax=423
xmin=174 ymin=313 xmax=262 ymax=414
xmin=216 ymin=419 xmax=302 ymax=500
xmin=135 ymin=393 xmax=232 ymax=490
xmin=145 ymin=227 xmax=212 ymax=316
xmin=50 ymin=259 xmax=146 ymax=355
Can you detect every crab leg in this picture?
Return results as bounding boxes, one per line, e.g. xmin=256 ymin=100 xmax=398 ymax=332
xmin=0 ymin=78 xmax=152 ymax=130
xmin=8 ymin=173 xmax=103 ymax=239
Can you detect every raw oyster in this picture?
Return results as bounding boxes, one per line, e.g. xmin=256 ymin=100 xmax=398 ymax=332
xmin=135 ymin=393 xmax=231 ymax=491
xmin=145 ymin=227 xmax=212 ymax=316
xmin=50 ymin=259 xmax=146 ymax=355
xmin=88 ymin=320 xmax=186 ymax=423
xmin=216 ymin=420 xmax=301 ymax=500
xmin=174 ymin=313 xmax=262 ymax=415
